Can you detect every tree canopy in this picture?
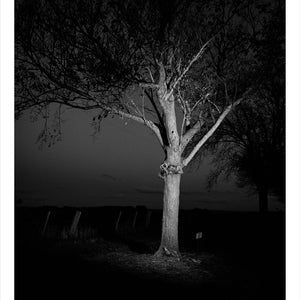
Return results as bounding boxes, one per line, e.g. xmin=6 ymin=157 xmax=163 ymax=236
xmin=16 ymin=0 xmax=260 ymax=161
xmin=206 ymin=0 xmax=285 ymax=209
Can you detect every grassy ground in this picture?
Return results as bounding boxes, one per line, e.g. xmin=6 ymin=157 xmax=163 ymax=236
xmin=15 ymin=208 xmax=285 ymax=299
xmin=15 ymin=230 xmax=285 ymax=300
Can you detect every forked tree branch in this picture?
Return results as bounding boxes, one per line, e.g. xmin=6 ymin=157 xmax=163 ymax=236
xmin=87 ymin=104 xmax=165 ymax=148
xmin=17 ymin=93 xmax=165 ymax=148
xmin=166 ymin=37 xmax=214 ymax=99
xmin=181 ymin=120 xmax=202 ymax=150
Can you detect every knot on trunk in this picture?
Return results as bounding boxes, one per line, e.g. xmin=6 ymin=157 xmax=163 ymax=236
xmin=158 ymin=162 xmax=183 ymax=178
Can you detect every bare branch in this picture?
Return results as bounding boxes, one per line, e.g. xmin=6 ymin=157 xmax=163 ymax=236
xmin=181 ymin=120 xmax=202 ymax=150
xmin=207 ymin=99 xmax=220 ymax=113
xmin=182 ymin=98 xmax=242 ymax=167
xmin=139 ymin=83 xmax=159 ymax=89
xmin=107 ymin=104 xmax=164 ymax=148
xmin=146 ymin=67 xmax=155 ymax=83
xmin=144 ymin=90 xmax=164 ymax=125
xmin=169 ymin=37 xmax=215 ymax=94
xmin=191 ymin=98 xmax=204 ymax=113
xmin=100 ymin=103 xmax=165 ymax=148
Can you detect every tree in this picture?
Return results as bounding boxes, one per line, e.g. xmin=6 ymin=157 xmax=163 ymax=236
xmin=207 ymin=0 xmax=285 ymax=212
xmin=207 ymin=94 xmax=284 ymax=212
xmin=16 ymin=0 xmax=260 ymax=257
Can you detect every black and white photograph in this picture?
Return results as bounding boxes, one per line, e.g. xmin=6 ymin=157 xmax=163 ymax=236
xmin=0 ymin=0 xmax=299 ymax=299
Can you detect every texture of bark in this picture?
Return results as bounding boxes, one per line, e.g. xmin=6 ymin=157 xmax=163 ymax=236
xmin=155 ymin=173 xmax=181 ymax=258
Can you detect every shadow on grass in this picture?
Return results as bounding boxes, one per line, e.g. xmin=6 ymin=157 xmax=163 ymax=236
xmin=15 ymin=236 xmax=284 ymax=300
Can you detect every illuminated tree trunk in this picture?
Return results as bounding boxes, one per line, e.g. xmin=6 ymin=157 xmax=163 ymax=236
xmin=155 ymin=145 xmax=183 ymax=257
xmin=155 ymin=173 xmax=181 ymax=257
xmin=153 ymin=63 xmax=239 ymax=257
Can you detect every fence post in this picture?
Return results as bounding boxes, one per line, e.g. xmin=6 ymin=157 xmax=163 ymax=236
xmin=69 ymin=211 xmax=82 ymax=237
xmin=145 ymin=210 xmax=152 ymax=230
xmin=132 ymin=210 xmax=138 ymax=230
xmin=41 ymin=211 xmax=51 ymax=237
xmin=115 ymin=210 xmax=122 ymax=232
xmin=195 ymin=231 xmax=203 ymax=251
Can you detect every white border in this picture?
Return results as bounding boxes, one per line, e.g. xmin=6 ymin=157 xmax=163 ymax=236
xmin=1 ymin=1 xmax=299 ymax=299
xmin=286 ymin=0 xmax=300 ymax=299
xmin=0 ymin=1 xmax=14 ymax=300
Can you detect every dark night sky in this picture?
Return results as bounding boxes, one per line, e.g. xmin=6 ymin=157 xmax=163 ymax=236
xmin=15 ymin=109 xmax=284 ymax=211
xmin=13 ymin=0 xmax=286 ymax=212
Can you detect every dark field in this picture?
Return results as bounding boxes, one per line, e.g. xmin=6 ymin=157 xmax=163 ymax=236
xmin=15 ymin=207 xmax=285 ymax=300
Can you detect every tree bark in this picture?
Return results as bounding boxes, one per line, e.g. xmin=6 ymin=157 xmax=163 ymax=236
xmin=258 ymin=187 xmax=268 ymax=213
xmin=155 ymin=145 xmax=182 ymax=258
xmin=155 ymin=173 xmax=181 ymax=257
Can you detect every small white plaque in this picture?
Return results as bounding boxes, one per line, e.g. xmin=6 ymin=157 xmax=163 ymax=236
xmin=196 ymin=232 xmax=203 ymax=239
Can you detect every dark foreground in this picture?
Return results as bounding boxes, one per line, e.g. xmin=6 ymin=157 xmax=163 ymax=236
xmin=15 ymin=207 xmax=285 ymax=300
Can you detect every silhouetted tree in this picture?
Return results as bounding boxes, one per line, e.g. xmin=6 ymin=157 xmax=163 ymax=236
xmin=207 ymin=0 xmax=285 ymax=212
xmin=16 ymin=0 xmax=262 ymax=256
